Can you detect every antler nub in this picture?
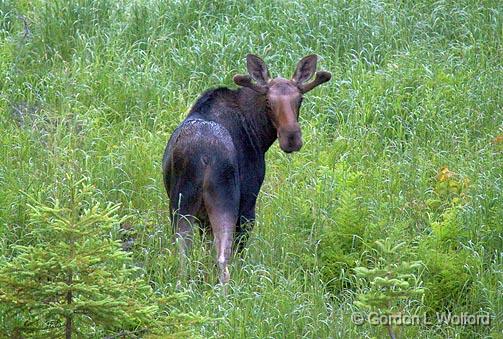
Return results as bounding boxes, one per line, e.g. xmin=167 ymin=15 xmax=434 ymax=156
xmin=298 ymin=71 xmax=332 ymax=93
xmin=233 ymin=74 xmax=268 ymax=94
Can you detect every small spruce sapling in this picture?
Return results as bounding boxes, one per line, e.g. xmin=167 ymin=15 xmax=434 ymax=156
xmin=354 ymin=240 xmax=424 ymax=339
xmin=0 ymin=176 xmax=195 ymax=338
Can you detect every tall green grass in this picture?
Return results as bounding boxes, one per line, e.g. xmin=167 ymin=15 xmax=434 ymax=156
xmin=1 ymin=0 xmax=501 ymax=337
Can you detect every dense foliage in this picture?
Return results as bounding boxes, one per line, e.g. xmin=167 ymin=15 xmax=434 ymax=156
xmin=1 ymin=0 xmax=501 ymax=337
xmin=0 ymin=177 xmax=198 ymax=337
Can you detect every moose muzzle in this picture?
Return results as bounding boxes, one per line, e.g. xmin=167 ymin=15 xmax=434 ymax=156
xmin=278 ymin=125 xmax=303 ymax=153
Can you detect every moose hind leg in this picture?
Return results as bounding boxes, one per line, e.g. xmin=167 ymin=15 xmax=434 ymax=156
xmin=170 ymin=187 xmax=202 ymax=282
xmin=172 ymin=214 xmax=196 ymax=280
xmin=207 ymin=212 xmax=237 ymax=284
xmin=203 ymin=162 xmax=239 ymax=285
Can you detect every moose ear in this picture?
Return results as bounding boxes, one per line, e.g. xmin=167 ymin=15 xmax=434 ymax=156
xmin=246 ymin=54 xmax=270 ymax=85
xmin=292 ymin=55 xmax=318 ymax=84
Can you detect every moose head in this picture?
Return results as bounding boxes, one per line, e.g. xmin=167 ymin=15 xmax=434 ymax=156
xmin=233 ymin=54 xmax=331 ymax=153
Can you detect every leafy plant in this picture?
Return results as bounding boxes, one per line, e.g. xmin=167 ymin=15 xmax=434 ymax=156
xmin=426 ymin=166 xmax=470 ymax=211
xmin=430 ymin=206 xmax=468 ymax=249
xmin=419 ymin=215 xmax=481 ymax=315
xmin=418 ymin=168 xmax=481 ymax=314
xmin=316 ymin=169 xmax=368 ymax=292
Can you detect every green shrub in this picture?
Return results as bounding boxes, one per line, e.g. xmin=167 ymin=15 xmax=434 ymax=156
xmin=316 ymin=170 xmax=369 ymax=292
xmin=354 ymin=240 xmax=424 ymax=339
xmin=421 ymin=179 xmax=480 ymax=314
xmin=419 ymin=246 xmax=480 ymax=313
xmin=0 ymin=177 xmax=199 ymax=338
xmin=426 ymin=166 xmax=470 ymax=214
xmin=430 ymin=206 xmax=469 ymax=249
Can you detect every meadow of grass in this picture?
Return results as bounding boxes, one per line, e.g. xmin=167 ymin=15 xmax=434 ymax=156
xmin=0 ymin=0 xmax=501 ymax=337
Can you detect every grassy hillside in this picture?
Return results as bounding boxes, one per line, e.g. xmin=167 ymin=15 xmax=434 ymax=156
xmin=0 ymin=0 xmax=501 ymax=337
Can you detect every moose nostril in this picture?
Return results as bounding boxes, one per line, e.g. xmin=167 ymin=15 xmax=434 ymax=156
xmin=293 ymin=139 xmax=302 ymax=149
xmin=286 ymin=133 xmax=302 ymax=149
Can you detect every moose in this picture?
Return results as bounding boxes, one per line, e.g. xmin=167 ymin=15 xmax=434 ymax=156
xmin=162 ymin=54 xmax=331 ymax=284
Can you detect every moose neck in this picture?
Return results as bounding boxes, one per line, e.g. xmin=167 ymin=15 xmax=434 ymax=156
xmin=237 ymin=87 xmax=277 ymax=154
